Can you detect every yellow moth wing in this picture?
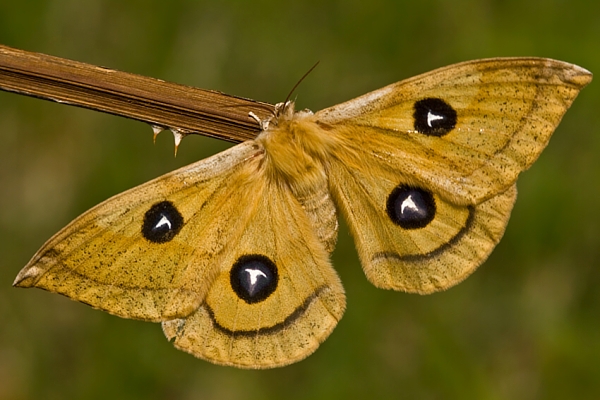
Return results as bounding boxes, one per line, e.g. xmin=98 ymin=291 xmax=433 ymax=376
xmin=316 ymin=58 xmax=592 ymax=203
xmin=16 ymin=138 xmax=345 ymax=369
xmin=315 ymin=58 xmax=591 ymax=292
xmin=14 ymin=142 xmax=265 ymax=321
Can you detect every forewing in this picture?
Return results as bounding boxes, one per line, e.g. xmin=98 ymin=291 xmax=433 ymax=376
xmin=14 ymin=142 xmax=265 ymax=321
xmin=318 ymin=58 xmax=591 ymax=203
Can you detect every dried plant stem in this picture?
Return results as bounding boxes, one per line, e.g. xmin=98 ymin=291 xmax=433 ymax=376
xmin=0 ymin=44 xmax=276 ymax=143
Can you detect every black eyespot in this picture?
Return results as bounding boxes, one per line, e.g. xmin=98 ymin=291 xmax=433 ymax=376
xmin=386 ymin=185 xmax=436 ymax=229
xmin=142 ymin=201 xmax=184 ymax=243
xmin=230 ymin=254 xmax=278 ymax=304
xmin=413 ymin=98 xmax=457 ymax=136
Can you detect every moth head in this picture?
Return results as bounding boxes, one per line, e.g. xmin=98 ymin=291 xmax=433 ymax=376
xmin=272 ymin=101 xmax=297 ymax=125
xmin=249 ymin=101 xmax=295 ymax=132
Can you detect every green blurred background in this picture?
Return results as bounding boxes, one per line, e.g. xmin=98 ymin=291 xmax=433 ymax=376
xmin=0 ymin=0 xmax=598 ymax=399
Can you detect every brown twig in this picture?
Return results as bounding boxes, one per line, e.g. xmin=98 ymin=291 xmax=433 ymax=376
xmin=0 ymin=44 xmax=276 ymax=143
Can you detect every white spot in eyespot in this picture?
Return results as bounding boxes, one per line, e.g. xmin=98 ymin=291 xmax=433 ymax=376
xmin=401 ymin=195 xmax=419 ymax=214
xmin=427 ymin=111 xmax=444 ymax=127
xmin=244 ymin=268 xmax=267 ymax=285
xmin=155 ymin=215 xmax=172 ymax=230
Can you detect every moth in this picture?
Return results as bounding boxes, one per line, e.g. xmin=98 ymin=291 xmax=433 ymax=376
xmin=14 ymin=58 xmax=591 ymax=368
